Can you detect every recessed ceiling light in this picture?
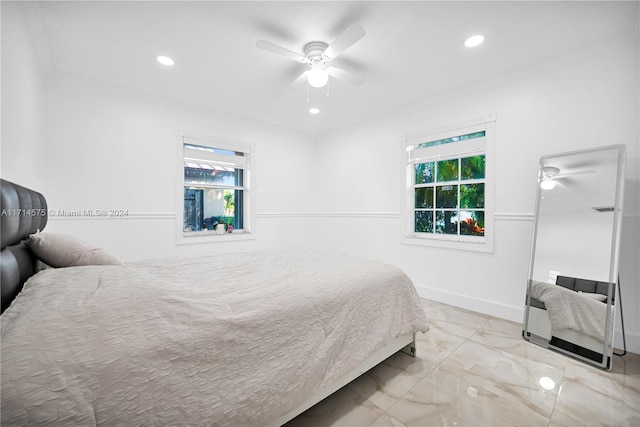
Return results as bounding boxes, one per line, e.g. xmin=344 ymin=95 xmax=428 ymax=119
xmin=156 ymin=55 xmax=175 ymax=66
xmin=309 ymin=108 xmax=320 ymax=114
xmin=464 ymin=35 xmax=485 ymax=48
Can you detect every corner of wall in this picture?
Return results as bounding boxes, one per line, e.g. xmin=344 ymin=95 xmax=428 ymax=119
xmin=1 ymin=1 xmax=49 ymax=191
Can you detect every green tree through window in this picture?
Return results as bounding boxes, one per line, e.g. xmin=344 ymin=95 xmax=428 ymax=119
xmin=411 ymin=137 xmax=486 ymax=237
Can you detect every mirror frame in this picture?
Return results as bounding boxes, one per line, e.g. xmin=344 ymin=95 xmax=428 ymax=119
xmin=523 ymin=144 xmax=627 ymax=370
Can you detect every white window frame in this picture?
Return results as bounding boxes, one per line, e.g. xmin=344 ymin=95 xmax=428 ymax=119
xmin=402 ymin=115 xmax=496 ymax=253
xmin=176 ymin=132 xmax=255 ymax=244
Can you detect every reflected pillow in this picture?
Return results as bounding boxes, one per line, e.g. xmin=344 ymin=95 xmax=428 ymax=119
xmin=28 ymin=232 xmax=123 ymax=267
xmin=578 ymin=291 xmax=607 ymax=302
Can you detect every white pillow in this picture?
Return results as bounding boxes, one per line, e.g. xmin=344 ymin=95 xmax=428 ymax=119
xmin=28 ymin=232 xmax=123 ymax=268
xmin=578 ymin=291 xmax=607 ymax=302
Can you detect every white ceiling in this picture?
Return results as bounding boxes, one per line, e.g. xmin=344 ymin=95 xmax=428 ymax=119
xmin=25 ymin=1 xmax=639 ymax=136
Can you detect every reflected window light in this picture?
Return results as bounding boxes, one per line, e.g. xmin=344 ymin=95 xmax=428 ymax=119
xmin=539 ymin=376 xmax=556 ymax=390
xmin=466 ymin=386 xmax=478 ymax=397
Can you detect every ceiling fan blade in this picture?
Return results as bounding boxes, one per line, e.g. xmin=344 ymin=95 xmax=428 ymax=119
xmin=558 ymin=170 xmax=596 ymax=178
xmin=327 ymin=65 xmax=366 ymax=86
xmin=290 ymin=70 xmax=309 ymax=87
xmin=256 ymin=40 xmax=308 ymax=63
xmin=556 ymin=177 xmax=577 ymax=189
xmin=323 ymin=24 xmax=365 ymax=60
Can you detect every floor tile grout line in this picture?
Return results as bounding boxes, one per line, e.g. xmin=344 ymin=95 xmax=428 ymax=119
xmin=361 ymin=302 xmax=484 ymax=424
xmin=545 ymin=360 xmax=569 ymax=426
xmin=437 ymin=326 xmax=565 ymax=423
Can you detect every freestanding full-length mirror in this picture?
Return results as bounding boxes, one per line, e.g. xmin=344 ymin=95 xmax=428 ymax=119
xmin=523 ymin=144 xmax=626 ymax=370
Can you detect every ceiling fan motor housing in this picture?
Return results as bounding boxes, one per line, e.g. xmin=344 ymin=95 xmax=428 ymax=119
xmin=304 ymin=41 xmax=329 ymax=62
xmin=542 ymin=166 xmax=560 ymax=178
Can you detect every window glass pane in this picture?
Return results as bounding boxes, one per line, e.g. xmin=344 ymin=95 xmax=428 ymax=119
xmin=184 ymin=167 xmax=240 ymax=187
xmin=184 ymin=188 xmax=242 ymax=231
xmin=460 ymin=211 xmax=485 ymax=236
xmin=415 ymin=162 xmax=434 ymax=184
xmin=185 ymin=143 xmax=243 ymax=158
xmin=233 ymin=189 xmax=244 ymax=230
xmin=184 ymin=188 xmax=203 ymax=231
xmin=416 ymin=131 xmax=485 ymax=149
xmin=437 ymin=159 xmax=458 ymax=182
xmin=235 ymin=169 xmax=244 ymax=187
xmin=436 ymin=185 xmax=458 ymax=208
xmin=461 ymin=155 xmax=485 ymax=180
xmin=415 ymin=211 xmax=434 ymax=233
xmin=460 ymin=183 xmax=485 ymax=208
xmin=415 ymin=187 xmax=434 ymax=209
xmin=436 ymin=210 xmax=458 ymax=234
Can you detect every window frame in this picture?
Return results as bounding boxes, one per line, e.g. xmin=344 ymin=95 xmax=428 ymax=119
xmin=176 ymin=133 xmax=255 ymax=244
xmin=402 ymin=115 xmax=496 ymax=253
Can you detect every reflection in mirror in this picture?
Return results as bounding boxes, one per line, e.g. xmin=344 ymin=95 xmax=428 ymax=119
xmin=523 ymin=144 xmax=626 ymax=370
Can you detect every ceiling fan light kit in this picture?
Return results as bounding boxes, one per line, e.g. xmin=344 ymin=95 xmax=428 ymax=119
xmin=256 ymin=24 xmax=366 ymax=91
xmin=307 ymin=60 xmax=329 ymax=88
xmin=539 ymin=165 xmax=596 ymax=190
xmin=540 ymin=166 xmax=559 ymax=190
xmin=540 ymin=177 xmax=558 ymax=190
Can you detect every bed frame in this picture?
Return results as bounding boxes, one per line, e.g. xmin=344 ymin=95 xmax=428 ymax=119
xmin=272 ymin=334 xmax=415 ymax=426
xmin=0 ymin=178 xmax=418 ymax=425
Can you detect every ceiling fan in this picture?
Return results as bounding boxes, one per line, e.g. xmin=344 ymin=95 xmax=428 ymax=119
xmin=540 ymin=166 xmax=595 ymax=190
xmin=256 ymin=24 xmax=366 ymax=88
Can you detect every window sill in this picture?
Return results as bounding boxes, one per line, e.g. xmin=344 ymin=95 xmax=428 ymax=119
xmin=402 ymin=236 xmax=494 ymax=253
xmin=177 ymin=231 xmax=255 ymax=245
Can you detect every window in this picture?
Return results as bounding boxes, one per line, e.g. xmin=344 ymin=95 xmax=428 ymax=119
xmin=404 ymin=116 xmax=495 ymax=252
xmin=179 ymin=136 xmax=252 ymax=240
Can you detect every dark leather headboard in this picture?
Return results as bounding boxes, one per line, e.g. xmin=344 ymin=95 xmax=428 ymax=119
xmin=556 ymin=275 xmax=614 ymax=302
xmin=1 ymin=179 xmax=48 ymax=313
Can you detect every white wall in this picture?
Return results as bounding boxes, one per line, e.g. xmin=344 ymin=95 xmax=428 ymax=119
xmin=311 ymin=37 xmax=640 ymax=352
xmin=1 ymin=2 xmax=46 ymax=189
xmin=533 ymin=210 xmax=616 ymax=284
xmin=3 ymin=2 xmax=319 ymax=261
xmin=39 ymin=72 xmax=318 ymax=261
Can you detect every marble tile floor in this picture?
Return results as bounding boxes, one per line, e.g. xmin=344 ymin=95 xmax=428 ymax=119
xmin=286 ymin=299 xmax=640 ymax=427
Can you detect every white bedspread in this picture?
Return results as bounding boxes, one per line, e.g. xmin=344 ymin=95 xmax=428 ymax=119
xmin=1 ymin=248 xmax=428 ymax=426
xmin=530 ymin=281 xmax=611 ymax=341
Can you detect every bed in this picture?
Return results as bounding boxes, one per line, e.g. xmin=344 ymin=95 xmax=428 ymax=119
xmin=526 ymin=276 xmax=613 ymax=362
xmin=0 ymin=179 xmax=429 ymax=426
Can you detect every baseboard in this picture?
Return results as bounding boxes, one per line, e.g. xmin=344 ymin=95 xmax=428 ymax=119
xmin=414 ymin=284 xmax=640 ymax=354
xmin=413 ymin=284 xmax=524 ymax=324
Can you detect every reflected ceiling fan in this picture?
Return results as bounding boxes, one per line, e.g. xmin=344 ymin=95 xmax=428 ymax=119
xmin=540 ymin=166 xmax=595 ymax=190
xmin=256 ymin=24 xmax=366 ymax=88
